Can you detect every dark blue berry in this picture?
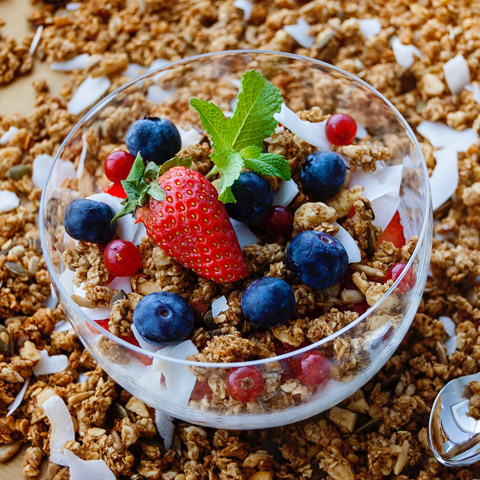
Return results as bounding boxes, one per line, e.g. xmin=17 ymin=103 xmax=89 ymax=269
xmin=300 ymin=151 xmax=346 ymax=201
xmin=241 ymin=277 xmax=295 ymax=328
xmin=226 ymin=172 xmax=273 ymax=223
xmin=286 ymin=230 xmax=348 ymax=289
xmin=133 ymin=292 xmax=194 ymax=347
xmin=64 ymin=199 xmax=117 ymax=244
xmin=126 ymin=117 xmax=181 ymax=166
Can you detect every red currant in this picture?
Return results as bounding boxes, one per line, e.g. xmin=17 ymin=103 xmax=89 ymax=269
xmin=104 ymin=151 xmax=135 ymax=182
xmin=190 ymin=380 xmax=213 ymax=401
xmin=292 ymin=350 xmax=330 ymax=386
xmin=227 ymin=366 xmax=264 ymax=403
xmin=103 ymin=240 xmax=141 ymax=277
xmin=261 ymin=205 xmax=294 ymax=238
xmin=385 ymin=262 xmax=416 ymax=293
xmin=104 ymin=182 xmax=127 ymax=199
xmin=325 ymin=113 xmax=357 ymax=146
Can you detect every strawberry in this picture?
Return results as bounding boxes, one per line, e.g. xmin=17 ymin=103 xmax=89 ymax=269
xmin=104 ymin=182 xmax=127 ymax=199
xmin=114 ymin=157 xmax=248 ymax=283
xmin=377 ymin=211 xmax=405 ymax=249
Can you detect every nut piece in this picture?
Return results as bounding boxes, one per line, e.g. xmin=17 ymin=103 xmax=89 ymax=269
xmin=422 ymin=73 xmax=445 ymax=96
xmin=249 ymin=473 xmax=273 ymax=480
xmin=328 ymin=406 xmax=358 ymax=433
xmin=0 ymin=325 xmax=13 ymax=356
xmin=0 ymin=441 xmax=22 ymax=463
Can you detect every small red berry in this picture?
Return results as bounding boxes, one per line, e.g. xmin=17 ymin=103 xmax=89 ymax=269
xmin=103 ymin=239 xmax=142 ymax=277
xmin=190 ymin=380 xmax=213 ymax=401
xmin=227 ymin=366 xmax=264 ymax=403
xmin=104 ymin=182 xmax=127 ymax=199
xmin=261 ymin=205 xmax=294 ymax=238
xmin=292 ymin=350 xmax=330 ymax=386
xmin=325 ymin=114 xmax=357 ymax=146
xmin=104 ymin=151 xmax=135 ymax=182
xmin=377 ymin=212 xmax=405 ymax=249
xmin=385 ymin=262 xmax=416 ymax=293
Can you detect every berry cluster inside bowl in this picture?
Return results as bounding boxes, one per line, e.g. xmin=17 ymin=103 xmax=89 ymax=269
xmin=60 ymin=69 xmax=417 ymax=410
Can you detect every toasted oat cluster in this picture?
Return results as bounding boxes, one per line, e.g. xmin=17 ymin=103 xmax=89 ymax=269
xmin=1 ymin=0 xmax=480 ymax=479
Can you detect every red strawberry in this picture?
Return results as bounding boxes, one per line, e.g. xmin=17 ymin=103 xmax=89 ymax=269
xmin=376 ymin=211 xmax=405 ymax=249
xmin=136 ymin=166 xmax=247 ymax=283
xmin=104 ymin=182 xmax=127 ymax=198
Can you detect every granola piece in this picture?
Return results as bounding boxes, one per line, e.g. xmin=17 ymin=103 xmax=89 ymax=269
xmin=317 ymin=447 xmax=355 ymax=480
xmin=196 ymin=332 xmax=260 ymax=363
xmin=334 ymin=144 xmax=391 ymax=172
xmin=0 ymin=36 xmax=33 ymax=85
xmin=22 ymin=446 xmax=43 ymax=478
xmin=271 ymin=319 xmax=307 ymax=347
xmin=213 ymin=291 xmax=243 ymax=328
xmin=108 ymin=293 xmax=141 ymax=337
xmin=326 ymin=185 xmax=364 ymax=218
xmin=244 ymin=244 xmax=285 ymax=275
xmin=306 ymin=310 xmax=358 ymax=343
xmin=327 ymin=406 xmax=358 ymax=433
xmin=293 ymin=202 xmax=338 ymax=236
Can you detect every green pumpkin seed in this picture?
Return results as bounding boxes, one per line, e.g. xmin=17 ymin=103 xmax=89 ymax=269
xmin=8 ymin=165 xmax=31 ymax=180
xmin=0 ymin=325 xmax=13 ymax=356
xmin=5 ymin=261 xmax=27 ymax=276
xmin=110 ymin=290 xmax=128 ymax=309
xmin=111 ymin=402 xmax=128 ymax=419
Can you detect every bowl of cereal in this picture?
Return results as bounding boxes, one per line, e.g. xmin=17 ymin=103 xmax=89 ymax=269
xmin=40 ymin=50 xmax=432 ymax=429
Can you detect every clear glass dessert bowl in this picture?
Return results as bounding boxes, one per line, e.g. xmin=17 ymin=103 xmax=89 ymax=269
xmin=40 ymin=50 xmax=432 ymax=429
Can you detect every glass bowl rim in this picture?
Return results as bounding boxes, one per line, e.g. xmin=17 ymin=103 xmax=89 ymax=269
xmin=40 ymin=49 xmax=432 ymax=368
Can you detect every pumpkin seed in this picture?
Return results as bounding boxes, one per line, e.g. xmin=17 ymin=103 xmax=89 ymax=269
xmin=110 ymin=290 xmax=128 ymax=308
xmin=8 ymin=164 xmax=31 ymax=180
xmin=111 ymin=402 xmax=128 ymax=419
xmin=5 ymin=261 xmax=27 ymax=276
xmin=0 ymin=325 xmax=13 ymax=356
xmin=354 ymin=417 xmax=381 ymax=434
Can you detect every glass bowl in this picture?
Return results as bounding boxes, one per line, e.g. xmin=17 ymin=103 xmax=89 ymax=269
xmin=40 ymin=50 xmax=432 ymax=429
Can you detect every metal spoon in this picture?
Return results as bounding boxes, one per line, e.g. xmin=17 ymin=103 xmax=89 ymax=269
xmin=429 ymin=372 xmax=480 ymax=466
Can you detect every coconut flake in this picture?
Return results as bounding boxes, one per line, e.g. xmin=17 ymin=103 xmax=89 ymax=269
xmin=155 ymin=410 xmax=175 ymax=450
xmin=124 ymin=63 xmax=146 ymax=80
xmin=357 ymin=19 xmax=381 ymax=38
xmin=233 ymin=0 xmax=253 ymax=20
xmin=51 ymin=54 xmax=90 ymax=72
xmin=391 ymin=37 xmax=422 ymax=68
xmin=45 ymin=292 xmax=59 ymax=310
xmin=350 ymin=165 xmax=403 ymax=201
xmin=132 ymin=222 xmax=147 ymax=246
xmin=42 ymin=395 xmax=75 ymax=466
xmin=465 ymin=83 xmax=480 ymax=104
xmin=32 ymin=154 xmax=54 ymax=188
xmin=33 ymin=349 xmax=69 ymax=376
xmin=76 ymin=133 xmax=87 ymax=179
xmin=29 ymin=25 xmax=43 ymax=56
xmin=148 ymin=58 xmax=170 ymax=72
xmin=274 ymin=104 xmax=331 ymax=150
xmin=52 ymin=160 xmax=76 ymax=189
xmin=444 ymin=54 xmax=470 ymax=95
xmin=272 ymin=179 xmax=300 ymax=207
xmin=66 ymin=3 xmax=81 ymax=11
xmin=417 ymin=121 xmax=478 ymax=152
xmin=131 ymin=324 xmax=159 ymax=353
xmin=59 ymin=269 xmax=76 ymax=296
xmin=87 ymin=192 xmax=138 ymax=243
xmin=77 ymin=373 xmax=89 ymax=383
xmin=64 ymin=450 xmax=115 ymax=480
xmin=177 ymin=127 xmax=203 ymax=148
xmin=152 ymin=341 xmax=198 ymax=406
xmin=0 ymin=190 xmax=20 ymax=213
xmin=0 ymin=126 xmax=19 ymax=145
xmin=333 ymin=224 xmax=361 ymax=263
xmin=146 ymin=85 xmax=175 ymax=104
xmin=371 ymin=194 xmax=401 ymax=230
xmin=430 ymin=148 xmax=458 ymax=211
xmin=107 ymin=276 xmax=132 ymax=294
xmin=67 ymin=76 xmax=110 ymax=115
xmin=355 ymin=124 xmax=368 ymax=139
xmin=230 ymin=218 xmax=260 ymax=249
xmin=439 ymin=316 xmax=455 ymax=337
xmin=284 ymin=18 xmax=315 ymax=48
xmin=7 ymin=377 xmax=30 ymax=417
xmin=212 ymin=295 xmax=229 ymax=318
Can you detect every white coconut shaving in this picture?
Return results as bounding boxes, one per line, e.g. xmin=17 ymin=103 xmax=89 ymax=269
xmin=33 ymin=349 xmax=69 ymax=376
xmin=333 ymin=224 xmax=361 ymax=263
xmin=274 ymin=103 xmax=331 ymax=150
xmin=371 ymin=194 xmax=401 ymax=230
xmin=355 ymin=124 xmax=368 ymax=139
xmin=59 ymin=268 xmax=76 ymax=296
xmin=67 ymin=76 xmax=111 ymax=115
xmin=52 ymin=159 xmax=77 ymax=188
xmin=350 ymin=164 xmax=403 ymax=202
xmin=212 ymin=295 xmax=229 ymax=318
xmin=146 ymin=86 xmax=175 ymax=104
xmin=357 ymin=19 xmax=381 ymax=38
xmin=233 ymin=0 xmax=253 ymax=20
xmin=32 ymin=154 xmax=54 ymax=188
xmin=177 ymin=127 xmax=203 ymax=148
xmin=107 ymin=275 xmax=132 ymax=294
xmin=29 ymin=25 xmax=43 ymax=56
xmin=42 ymin=395 xmax=75 ymax=466
xmin=429 ymin=147 xmax=458 ymax=211
xmin=50 ymin=54 xmax=90 ymax=72
xmin=417 ymin=121 xmax=478 ymax=152
xmin=439 ymin=316 xmax=457 ymax=355
xmin=152 ymin=341 xmax=198 ymax=405
xmin=64 ymin=450 xmax=115 ymax=480
xmin=391 ymin=37 xmax=422 ymax=68
xmin=44 ymin=292 xmax=59 ymax=310
xmin=148 ymin=58 xmax=170 ymax=72
xmin=443 ymin=54 xmax=470 ymax=95
xmin=7 ymin=377 xmax=30 ymax=417
xmin=272 ymin=179 xmax=299 ymax=207
xmin=465 ymin=83 xmax=480 ymax=104
xmin=87 ymin=192 xmax=139 ymax=243
xmin=284 ymin=18 xmax=315 ymax=48
xmin=0 ymin=190 xmax=20 ymax=214
xmin=124 ymin=63 xmax=146 ymax=80
xmin=0 ymin=126 xmax=19 ymax=145
xmin=155 ymin=410 xmax=175 ymax=450
xmin=54 ymin=320 xmax=73 ymax=333
xmin=66 ymin=3 xmax=81 ymax=11
xmin=76 ymin=133 xmax=87 ymax=179
xmin=229 ymin=218 xmax=260 ymax=249
xmin=131 ymin=324 xmax=159 ymax=353
xmin=77 ymin=373 xmax=89 ymax=383
xmin=132 ymin=222 xmax=147 ymax=246
xmin=231 ymin=78 xmax=241 ymax=89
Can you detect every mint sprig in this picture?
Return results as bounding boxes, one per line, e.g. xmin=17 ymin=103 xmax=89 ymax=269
xmin=190 ymin=69 xmax=291 ymax=203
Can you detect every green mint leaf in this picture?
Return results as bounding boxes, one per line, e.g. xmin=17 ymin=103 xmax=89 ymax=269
xmin=244 ymin=153 xmax=292 ymax=181
xmin=144 ymin=162 xmax=160 ymax=179
xmin=148 ymin=181 xmax=166 ymax=201
xmin=225 ymin=70 xmax=282 ymax=151
xmin=240 ymin=145 xmax=262 ymax=159
xmin=126 ymin=153 xmax=145 ymax=183
xmin=158 ymin=157 xmax=193 ymax=176
xmin=212 ymin=149 xmax=244 ymax=204
xmin=190 ymin=98 xmax=230 ymax=151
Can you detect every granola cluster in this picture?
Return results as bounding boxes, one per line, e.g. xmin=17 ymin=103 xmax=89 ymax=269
xmin=0 ymin=0 xmax=480 ymax=479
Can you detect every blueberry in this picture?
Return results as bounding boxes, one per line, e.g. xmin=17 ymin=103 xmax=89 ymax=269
xmin=241 ymin=277 xmax=295 ymax=328
xmin=125 ymin=117 xmax=182 ymax=166
xmin=286 ymin=230 xmax=348 ymax=289
xmin=64 ymin=199 xmax=117 ymax=244
xmin=133 ymin=292 xmax=194 ymax=347
xmin=226 ymin=172 xmax=273 ymax=223
xmin=300 ymin=151 xmax=346 ymax=201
